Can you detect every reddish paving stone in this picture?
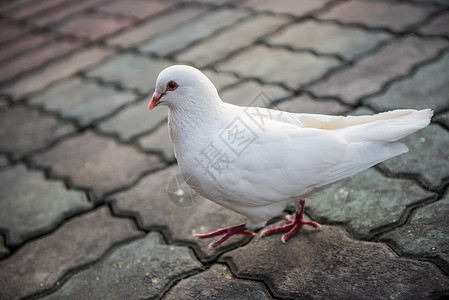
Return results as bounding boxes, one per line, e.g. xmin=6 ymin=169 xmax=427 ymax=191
xmin=309 ymin=36 xmax=449 ymax=104
xmin=0 ymin=20 xmax=30 ymax=44
xmin=31 ymin=131 xmax=164 ymax=198
xmin=177 ymin=14 xmax=292 ymax=67
xmin=1 ymin=46 xmax=114 ymax=99
xmin=0 ymin=164 xmax=92 ymax=247
xmin=107 ymin=6 xmax=208 ymax=48
xmin=138 ymin=123 xmax=174 ymax=162
xmin=366 ymin=51 xmax=449 ymax=114
xmin=0 ymin=105 xmax=75 ymax=159
xmin=277 ymin=94 xmax=351 ymax=115
xmin=0 ymin=39 xmax=83 ymax=83
xmin=42 ymin=232 xmax=203 ymax=300
xmin=419 ymin=11 xmax=449 ymax=37
xmin=317 ymin=0 xmax=438 ymax=31
xmin=2 ymin=0 xmax=66 ymax=19
xmin=139 ymin=8 xmax=250 ymax=56
xmin=56 ymin=14 xmax=134 ymax=41
xmin=381 ymin=193 xmax=449 ymax=274
xmin=108 ymin=165 xmax=249 ymax=262
xmin=221 ymin=224 xmax=449 ymax=299
xmin=267 ymin=20 xmax=391 ymax=60
xmin=86 ymin=53 xmax=172 ymax=94
xmin=241 ymin=0 xmax=331 ymax=16
xmin=0 ymin=207 xmax=143 ymax=299
xmin=0 ymin=32 xmax=53 ymax=63
xmin=218 ymin=45 xmax=340 ymax=90
xmin=307 ymin=168 xmax=436 ymax=240
xmin=94 ymin=0 xmax=174 ymax=20
xmin=29 ymin=77 xmax=136 ymax=126
xmin=378 ymin=124 xmax=449 ymax=190
xmin=165 ymin=264 xmax=271 ymax=300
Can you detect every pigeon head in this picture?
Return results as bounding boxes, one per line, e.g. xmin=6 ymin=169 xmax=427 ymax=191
xmin=149 ymin=65 xmax=221 ymax=112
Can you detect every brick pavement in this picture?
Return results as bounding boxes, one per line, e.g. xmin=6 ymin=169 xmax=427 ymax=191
xmin=0 ymin=0 xmax=448 ymax=299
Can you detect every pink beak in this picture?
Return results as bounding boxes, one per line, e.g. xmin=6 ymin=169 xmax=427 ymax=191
xmin=148 ymin=91 xmax=164 ymax=111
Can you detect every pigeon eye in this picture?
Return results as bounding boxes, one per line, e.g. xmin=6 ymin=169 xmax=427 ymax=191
xmin=167 ymin=81 xmax=178 ymax=91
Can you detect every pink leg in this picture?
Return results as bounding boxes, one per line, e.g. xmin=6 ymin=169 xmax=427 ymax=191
xmin=261 ymin=199 xmax=321 ymax=243
xmin=193 ymin=223 xmax=256 ymax=248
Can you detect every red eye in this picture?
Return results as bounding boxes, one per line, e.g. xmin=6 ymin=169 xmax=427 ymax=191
xmin=167 ymin=81 xmax=178 ymax=91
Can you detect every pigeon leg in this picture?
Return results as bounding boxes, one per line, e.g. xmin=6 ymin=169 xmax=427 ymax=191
xmin=193 ymin=223 xmax=256 ymax=248
xmin=261 ymin=198 xmax=321 ymax=243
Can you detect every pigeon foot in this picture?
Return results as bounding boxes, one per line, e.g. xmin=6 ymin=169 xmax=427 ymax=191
xmin=193 ymin=223 xmax=256 ymax=248
xmin=261 ymin=198 xmax=321 ymax=243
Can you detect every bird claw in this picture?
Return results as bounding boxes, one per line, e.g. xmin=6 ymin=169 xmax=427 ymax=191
xmin=193 ymin=223 xmax=256 ymax=248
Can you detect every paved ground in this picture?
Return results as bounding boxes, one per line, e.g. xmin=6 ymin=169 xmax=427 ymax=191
xmin=0 ymin=0 xmax=448 ymax=299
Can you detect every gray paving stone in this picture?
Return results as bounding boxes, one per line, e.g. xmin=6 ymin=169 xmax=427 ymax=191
xmin=381 ymin=193 xmax=449 ymax=274
xmin=93 ymin=0 xmax=174 ymax=20
xmin=419 ymin=11 xmax=449 ymax=37
xmin=98 ymin=100 xmax=168 ymax=142
xmin=0 ymin=154 xmax=8 ymax=168
xmin=365 ymin=51 xmax=449 ymax=114
xmin=240 ymin=0 xmax=331 ymax=16
xmin=277 ymin=94 xmax=351 ymax=115
xmin=177 ymin=14 xmax=292 ymax=67
xmin=412 ymin=0 xmax=449 ymax=6
xmin=31 ymin=131 xmax=164 ymax=199
xmin=1 ymin=46 xmax=115 ymax=99
xmin=0 ymin=207 xmax=142 ymax=300
xmin=317 ymin=0 xmax=438 ymax=31
xmin=307 ymin=168 xmax=436 ymax=240
xmin=0 ymin=164 xmax=92 ymax=247
xmin=0 ymin=105 xmax=75 ymax=159
xmin=309 ymin=36 xmax=449 ymax=105
xmin=107 ymin=6 xmax=208 ymax=48
xmin=86 ymin=53 xmax=172 ymax=94
xmin=108 ymin=165 xmax=248 ymax=262
xmin=164 ymin=264 xmax=271 ymax=300
xmin=218 ymin=45 xmax=340 ymax=90
xmin=220 ymin=80 xmax=292 ymax=106
xmin=221 ymin=224 xmax=449 ymax=299
xmin=202 ymin=69 xmax=240 ymax=91
xmin=435 ymin=111 xmax=449 ymax=128
xmin=267 ymin=19 xmax=391 ymax=60
xmin=42 ymin=232 xmax=202 ymax=300
xmin=378 ymin=124 xmax=449 ymax=190
xmin=138 ymin=123 xmax=175 ymax=162
xmin=0 ymin=235 xmax=9 ymax=259
xmin=138 ymin=8 xmax=250 ymax=56
xmin=29 ymin=77 xmax=136 ymax=126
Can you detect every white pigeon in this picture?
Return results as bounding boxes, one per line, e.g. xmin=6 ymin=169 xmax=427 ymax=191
xmin=149 ymin=65 xmax=433 ymax=248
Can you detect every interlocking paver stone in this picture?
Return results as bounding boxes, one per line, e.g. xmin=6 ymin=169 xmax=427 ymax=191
xmin=0 ymin=164 xmax=92 ymax=247
xmin=0 ymin=236 xmax=8 ymax=259
xmin=30 ymin=77 xmax=136 ymax=126
xmin=0 ymin=207 xmax=142 ymax=299
xmin=221 ymin=224 xmax=449 ymax=299
xmin=56 ymin=14 xmax=134 ymax=41
xmin=277 ymin=94 xmax=351 ymax=115
xmin=2 ymin=46 xmax=114 ymax=99
xmin=435 ymin=111 xmax=449 ymax=128
xmin=317 ymin=0 xmax=438 ymax=31
xmin=86 ymin=53 xmax=172 ymax=94
xmin=0 ymin=154 xmax=8 ymax=168
xmin=381 ymin=193 xmax=449 ymax=273
xmin=218 ymin=45 xmax=340 ymax=90
xmin=220 ymin=80 xmax=291 ymax=106
xmin=309 ymin=36 xmax=449 ymax=104
xmin=419 ymin=11 xmax=449 ymax=36
xmin=94 ymin=0 xmax=173 ymax=20
xmin=0 ymin=32 xmax=53 ymax=63
xmin=108 ymin=165 xmax=248 ymax=262
xmin=31 ymin=131 xmax=164 ymax=198
xmin=0 ymin=20 xmax=30 ymax=44
xmin=107 ymin=6 xmax=208 ymax=48
xmin=366 ymin=51 xmax=449 ymax=114
xmin=307 ymin=168 xmax=436 ymax=240
xmin=138 ymin=123 xmax=174 ymax=162
xmin=165 ymin=264 xmax=271 ymax=300
xmin=3 ymin=0 xmax=66 ymax=19
xmin=42 ymin=232 xmax=202 ymax=300
xmin=98 ymin=100 xmax=168 ymax=141
xmin=202 ymin=69 xmax=240 ymax=90
xmin=0 ymin=105 xmax=75 ymax=159
xmin=240 ymin=0 xmax=331 ymax=16
xmin=378 ymin=124 xmax=449 ymax=190
xmin=267 ymin=20 xmax=391 ymax=60
xmin=0 ymin=39 xmax=82 ymax=83
xmin=177 ymin=14 xmax=292 ymax=67
xmin=138 ymin=8 xmax=250 ymax=56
